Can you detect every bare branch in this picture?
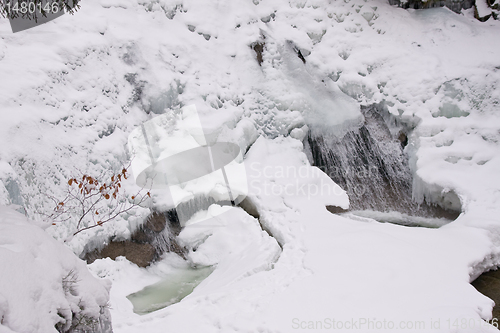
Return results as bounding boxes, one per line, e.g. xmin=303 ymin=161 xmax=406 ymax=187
xmin=46 ymin=165 xmax=151 ymax=236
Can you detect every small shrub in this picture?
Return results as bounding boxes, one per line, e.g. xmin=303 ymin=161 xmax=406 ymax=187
xmin=62 ymin=269 xmax=79 ymax=296
xmin=45 ymin=165 xmax=150 ymax=236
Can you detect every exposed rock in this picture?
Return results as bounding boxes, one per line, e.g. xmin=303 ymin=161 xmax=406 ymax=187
xmin=472 ymin=268 xmax=500 ymax=319
xmin=326 ymin=205 xmax=349 ymax=214
xmin=287 ymin=40 xmax=307 ymax=64
xmin=389 ymin=0 xmax=499 ymax=22
xmin=251 ymin=42 xmax=265 ymax=66
xmin=93 ymin=241 xmax=155 ymax=268
xmin=82 ymin=210 xmax=186 ymax=267
xmin=475 ymin=0 xmax=493 ymax=21
xmin=388 ymin=0 xmax=474 ymax=14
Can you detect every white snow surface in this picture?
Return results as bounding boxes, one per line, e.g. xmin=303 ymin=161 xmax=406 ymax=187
xmin=0 ymin=0 xmax=500 ymax=332
xmin=0 ymin=207 xmax=110 ymax=333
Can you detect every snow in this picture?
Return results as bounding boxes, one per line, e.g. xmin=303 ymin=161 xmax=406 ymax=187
xmin=0 ymin=0 xmax=500 ymax=332
xmin=0 ymin=206 xmax=110 ymax=333
xmin=476 ymin=0 xmax=493 ymax=19
xmin=90 ymin=135 xmax=498 ymax=333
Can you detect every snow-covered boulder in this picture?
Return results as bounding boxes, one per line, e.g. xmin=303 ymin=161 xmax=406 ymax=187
xmin=475 ymin=0 xmax=493 ymax=21
xmin=0 ymin=207 xmax=111 ymax=333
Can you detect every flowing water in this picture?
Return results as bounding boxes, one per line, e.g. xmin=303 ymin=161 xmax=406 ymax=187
xmin=306 ymin=103 xmax=460 ymax=222
xmin=127 ymin=266 xmax=214 ymax=315
xmin=341 ymin=210 xmax=451 ymax=228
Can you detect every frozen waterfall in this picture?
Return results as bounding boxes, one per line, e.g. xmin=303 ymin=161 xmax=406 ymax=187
xmin=305 ymin=103 xmax=461 ymax=220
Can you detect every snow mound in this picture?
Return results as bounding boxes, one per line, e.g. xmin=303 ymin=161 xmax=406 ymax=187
xmin=0 ymin=207 xmax=111 ymax=333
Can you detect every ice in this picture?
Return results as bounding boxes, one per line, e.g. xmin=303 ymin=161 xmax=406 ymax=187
xmin=141 ymin=82 xmax=183 ymax=115
xmin=262 ymin=39 xmax=363 ymax=138
xmin=0 ymin=162 xmax=23 ymax=208
xmin=174 ymin=194 xmax=217 ymax=225
xmin=306 ymin=103 xmax=461 ymax=218
xmin=412 ymin=174 xmax=464 ymax=212
xmin=435 ymin=102 xmax=470 ymax=118
xmin=220 ymin=117 xmax=259 ymax=155
xmin=344 ymin=210 xmax=453 ymax=228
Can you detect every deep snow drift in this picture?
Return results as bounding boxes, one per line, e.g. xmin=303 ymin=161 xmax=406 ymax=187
xmin=0 ymin=0 xmax=500 ymax=332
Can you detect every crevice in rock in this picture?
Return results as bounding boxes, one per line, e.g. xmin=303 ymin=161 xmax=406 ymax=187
xmin=239 ymin=196 xmax=284 ymax=250
xmin=251 ymin=41 xmax=265 ymax=66
xmin=238 ymin=197 xmax=260 ymax=219
xmin=286 ymin=40 xmax=307 ymax=64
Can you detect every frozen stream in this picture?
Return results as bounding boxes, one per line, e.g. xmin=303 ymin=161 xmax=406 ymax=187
xmin=126 ymin=266 xmax=214 ymax=315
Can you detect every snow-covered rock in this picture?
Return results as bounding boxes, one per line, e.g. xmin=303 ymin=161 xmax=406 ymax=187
xmin=475 ymin=0 xmax=493 ymax=21
xmin=0 ymin=207 xmax=111 ymax=333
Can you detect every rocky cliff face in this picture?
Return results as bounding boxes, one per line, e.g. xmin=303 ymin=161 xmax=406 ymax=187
xmin=388 ymin=0 xmax=474 ymax=13
xmin=388 ymin=0 xmax=498 ymax=21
